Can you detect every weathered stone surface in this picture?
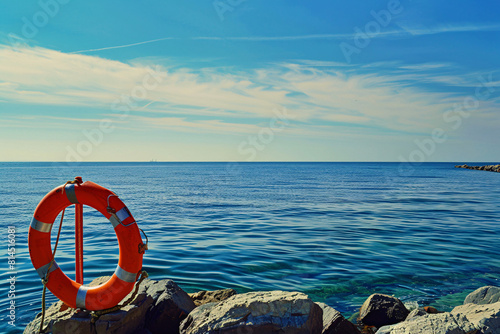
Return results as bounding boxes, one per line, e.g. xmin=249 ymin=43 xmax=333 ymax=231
xmin=179 ymin=303 xmax=217 ymax=333
xmin=145 ymin=280 xmax=197 ymax=334
xmin=359 ymin=294 xmax=409 ymax=328
xmin=405 ymin=308 xmax=427 ymax=321
xmin=375 ymin=301 xmax=500 ymax=334
xmin=451 ymin=302 xmax=500 ymax=334
xmin=464 ymin=286 xmax=500 ymax=305
xmin=24 ymin=276 xmax=195 ymax=334
xmin=180 ymin=291 xmax=323 ymax=334
xmin=316 ymin=302 xmax=360 ymax=334
xmin=375 ymin=313 xmax=476 ymax=334
xmin=188 ymin=288 xmax=237 ymax=307
xmin=375 ymin=324 xmax=397 ymax=334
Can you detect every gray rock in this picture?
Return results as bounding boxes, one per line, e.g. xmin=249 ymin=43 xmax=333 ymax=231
xmin=405 ymin=308 xmax=427 ymax=321
xmin=189 ymin=289 xmax=237 ymax=307
xmin=451 ymin=301 xmax=500 ymax=334
xmin=375 ymin=313 xmax=476 ymax=334
xmin=24 ymin=276 xmax=195 ymax=334
xmin=464 ymin=286 xmax=500 ymax=305
xmin=359 ymin=294 xmax=409 ymax=328
xmin=144 ymin=279 xmax=197 ymax=334
xmin=179 ymin=303 xmax=217 ymax=333
xmin=375 ymin=324 xmax=397 ymax=334
xmin=375 ymin=302 xmax=500 ymax=334
xmin=316 ymin=302 xmax=360 ymax=334
xmin=179 ymin=290 xmax=323 ymax=334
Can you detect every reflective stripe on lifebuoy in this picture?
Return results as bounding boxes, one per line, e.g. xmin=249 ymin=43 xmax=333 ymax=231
xmin=28 ymin=181 xmax=145 ymax=310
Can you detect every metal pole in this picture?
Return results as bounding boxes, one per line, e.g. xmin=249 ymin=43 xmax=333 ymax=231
xmin=75 ymin=203 xmax=84 ymax=284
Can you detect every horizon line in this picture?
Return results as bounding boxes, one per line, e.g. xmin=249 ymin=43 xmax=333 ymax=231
xmin=0 ymin=161 xmax=496 ymax=164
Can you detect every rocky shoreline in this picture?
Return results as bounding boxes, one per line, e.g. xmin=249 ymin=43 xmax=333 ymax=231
xmin=455 ymin=164 xmax=500 ymax=173
xmin=24 ymin=277 xmax=500 ymax=334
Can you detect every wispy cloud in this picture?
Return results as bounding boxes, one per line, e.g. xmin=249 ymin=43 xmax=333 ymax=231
xmin=12 ymin=115 xmax=128 ymax=123
xmin=1 ymin=44 xmax=496 ymax=138
xmin=70 ymin=37 xmax=176 ymax=54
xmin=132 ymin=116 xmax=269 ymax=134
xmin=191 ymin=34 xmax=355 ymax=41
xmin=399 ymin=63 xmax=453 ymax=71
xmin=69 ymin=34 xmax=356 ymax=54
xmin=397 ymin=23 xmax=500 ymax=36
xmin=67 ymin=23 xmax=500 ymax=54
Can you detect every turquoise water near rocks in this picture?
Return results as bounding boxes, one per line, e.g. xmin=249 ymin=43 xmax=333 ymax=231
xmin=1 ymin=162 xmax=499 ymax=333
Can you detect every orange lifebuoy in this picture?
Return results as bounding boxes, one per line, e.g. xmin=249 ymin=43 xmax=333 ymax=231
xmin=28 ymin=180 xmax=145 ymax=310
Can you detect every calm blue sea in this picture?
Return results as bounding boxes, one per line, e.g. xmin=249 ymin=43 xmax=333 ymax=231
xmin=1 ymin=162 xmax=500 ymax=333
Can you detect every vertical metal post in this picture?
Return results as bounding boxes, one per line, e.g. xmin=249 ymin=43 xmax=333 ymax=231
xmin=75 ymin=203 xmax=84 ymax=284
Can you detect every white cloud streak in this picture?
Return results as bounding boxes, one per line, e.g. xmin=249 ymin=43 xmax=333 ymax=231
xmin=67 ymin=23 xmax=500 ymax=54
xmin=397 ymin=23 xmax=500 ymax=36
xmin=69 ymin=37 xmax=176 ymax=54
xmin=0 ymin=44 xmax=496 ymax=139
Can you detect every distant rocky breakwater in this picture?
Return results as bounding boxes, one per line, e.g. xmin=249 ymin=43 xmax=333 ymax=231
xmin=24 ymin=276 xmax=500 ymax=334
xmin=455 ymin=164 xmax=500 ymax=173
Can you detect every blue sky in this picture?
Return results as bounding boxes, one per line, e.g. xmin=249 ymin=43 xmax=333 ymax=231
xmin=0 ymin=0 xmax=499 ymax=161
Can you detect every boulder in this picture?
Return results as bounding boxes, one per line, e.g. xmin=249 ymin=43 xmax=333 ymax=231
xmin=359 ymin=294 xmax=409 ymax=328
xmin=24 ymin=276 xmax=196 ymax=334
xmin=188 ymin=289 xmax=237 ymax=307
xmin=375 ymin=301 xmax=500 ymax=334
xmin=179 ymin=291 xmax=323 ymax=334
xmin=145 ymin=280 xmax=197 ymax=333
xmin=405 ymin=308 xmax=427 ymax=321
xmin=451 ymin=302 xmax=500 ymax=333
xmin=464 ymin=286 xmax=500 ymax=305
xmin=316 ymin=302 xmax=360 ymax=334
xmin=375 ymin=313 xmax=476 ymax=334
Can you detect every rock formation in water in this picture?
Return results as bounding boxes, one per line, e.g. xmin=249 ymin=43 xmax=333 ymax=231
xmin=455 ymin=164 xmax=500 ymax=172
